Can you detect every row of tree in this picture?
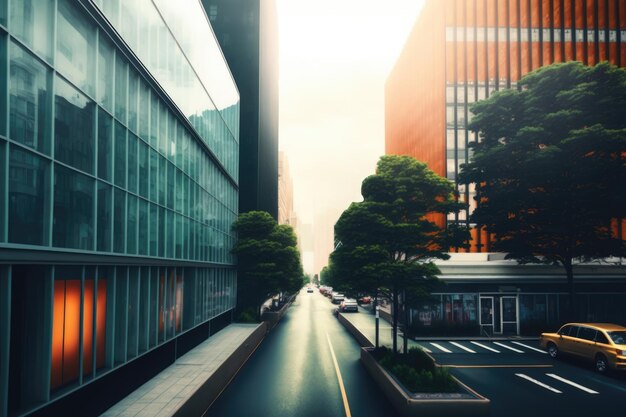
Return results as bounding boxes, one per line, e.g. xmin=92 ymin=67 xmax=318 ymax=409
xmin=325 ymin=61 xmax=626 ymax=348
xmin=232 ymin=211 xmax=305 ymax=321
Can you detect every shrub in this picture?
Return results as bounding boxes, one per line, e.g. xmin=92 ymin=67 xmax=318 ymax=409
xmin=372 ymin=346 xmax=458 ymax=393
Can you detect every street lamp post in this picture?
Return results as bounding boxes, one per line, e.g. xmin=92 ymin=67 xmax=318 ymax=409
xmin=375 ymin=305 xmax=379 ymax=348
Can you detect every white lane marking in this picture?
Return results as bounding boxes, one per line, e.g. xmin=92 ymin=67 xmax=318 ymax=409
xmin=511 ymin=341 xmax=548 ymax=354
xmin=516 ymin=373 xmax=562 ymax=393
xmin=546 ymin=374 xmax=599 ymax=394
xmin=449 ymin=341 xmax=476 ymax=353
xmin=429 ymin=342 xmax=452 ymax=353
xmin=325 ymin=332 xmax=352 ymax=417
xmin=470 ymin=341 xmax=500 ymax=353
xmin=494 ymin=341 xmax=524 ymax=353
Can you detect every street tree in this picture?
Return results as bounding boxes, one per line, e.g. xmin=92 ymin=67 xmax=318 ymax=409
xmin=459 ymin=61 xmax=626 ymax=320
xmin=332 ymin=155 xmax=468 ymax=353
xmin=232 ymin=211 xmax=304 ymax=320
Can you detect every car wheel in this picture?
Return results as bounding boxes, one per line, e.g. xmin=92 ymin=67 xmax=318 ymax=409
xmin=547 ymin=343 xmax=558 ymax=359
xmin=595 ymin=354 xmax=609 ymax=373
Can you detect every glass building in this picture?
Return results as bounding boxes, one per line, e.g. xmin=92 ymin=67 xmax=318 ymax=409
xmin=0 ymin=0 xmax=239 ymax=416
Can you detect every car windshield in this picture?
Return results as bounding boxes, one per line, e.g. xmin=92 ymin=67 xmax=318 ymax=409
xmin=608 ymin=331 xmax=626 ymax=345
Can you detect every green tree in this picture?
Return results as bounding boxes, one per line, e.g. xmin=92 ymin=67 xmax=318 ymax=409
xmin=232 ymin=211 xmax=304 ymax=320
xmin=459 ymin=62 xmax=626 ymax=320
xmin=332 ymin=155 xmax=468 ymax=353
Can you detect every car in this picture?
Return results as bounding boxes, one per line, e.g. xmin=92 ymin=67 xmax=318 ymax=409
xmin=306 ymin=287 xmax=313 ymax=293
xmin=358 ymin=296 xmax=372 ymax=304
xmin=340 ymin=299 xmax=358 ymax=312
xmin=331 ymin=292 xmax=345 ymax=304
xmin=540 ymin=322 xmax=626 ymax=373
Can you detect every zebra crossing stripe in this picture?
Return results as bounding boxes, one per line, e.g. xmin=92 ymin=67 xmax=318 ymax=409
xmin=429 ymin=342 xmax=452 ymax=353
xmin=417 ymin=345 xmax=432 ymax=353
xmin=470 ymin=341 xmax=500 ymax=353
xmin=493 ymin=341 xmax=524 ymax=353
xmin=516 ymin=373 xmax=562 ymax=393
xmin=511 ymin=341 xmax=548 ymax=354
xmin=546 ymin=374 xmax=599 ymax=394
xmin=449 ymin=341 xmax=476 ymax=353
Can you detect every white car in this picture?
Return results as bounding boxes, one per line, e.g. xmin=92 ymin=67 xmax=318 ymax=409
xmin=331 ymin=293 xmax=345 ymax=304
xmin=340 ymin=299 xmax=358 ymax=312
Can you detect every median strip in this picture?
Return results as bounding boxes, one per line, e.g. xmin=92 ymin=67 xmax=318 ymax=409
xmin=515 ymin=373 xmax=562 ymax=393
xmin=326 ymin=332 xmax=352 ymax=417
xmin=546 ymin=373 xmax=599 ymax=394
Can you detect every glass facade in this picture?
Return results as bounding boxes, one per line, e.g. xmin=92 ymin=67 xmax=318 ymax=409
xmin=0 ymin=0 xmax=239 ymax=415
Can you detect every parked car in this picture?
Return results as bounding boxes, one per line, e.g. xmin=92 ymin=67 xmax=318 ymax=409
xmin=358 ymin=296 xmax=372 ymax=304
xmin=307 ymin=287 xmax=314 ymax=293
xmin=540 ymin=323 xmax=626 ymax=373
xmin=331 ymin=292 xmax=345 ymax=304
xmin=340 ymin=299 xmax=358 ymax=312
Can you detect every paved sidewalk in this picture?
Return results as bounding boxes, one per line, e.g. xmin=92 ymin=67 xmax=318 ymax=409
xmin=101 ymin=324 xmax=262 ymax=417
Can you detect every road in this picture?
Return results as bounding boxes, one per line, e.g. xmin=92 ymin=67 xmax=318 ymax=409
xmin=204 ymin=290 xmax=399 ymax=417
xmin=341 ymin=310 xmax=626 ymax=416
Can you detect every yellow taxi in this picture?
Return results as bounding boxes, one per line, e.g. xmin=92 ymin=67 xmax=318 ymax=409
xmin=540 ymin=323 xmax=626 ymax=373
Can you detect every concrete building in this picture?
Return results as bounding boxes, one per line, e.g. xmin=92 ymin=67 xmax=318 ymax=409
xmin=0 ymin=0 xmax=238 ymax=415
xmin=386 ymin=0 xmax=626 ymax=336
xmin=386 ymin=0 xmax=626 ymax=251
xmin=203 ymin=0 xmax=280 ymax=220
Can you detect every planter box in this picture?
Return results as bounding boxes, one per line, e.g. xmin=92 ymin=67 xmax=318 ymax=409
xmin=360 ymin=347 xmax=490 ymax=417
xmin=261 ymin=295 xmax=295 ymax=329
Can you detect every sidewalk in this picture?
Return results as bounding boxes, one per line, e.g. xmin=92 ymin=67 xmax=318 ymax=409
xmin=101 ymin=323 xmax=265 ymax=417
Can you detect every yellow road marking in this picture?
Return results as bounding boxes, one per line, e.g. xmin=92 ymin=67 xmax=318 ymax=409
xmin=326 ymin=332 xmax=352 ymax=417
xmin=445 ymin=364 xmax=554 ymax=369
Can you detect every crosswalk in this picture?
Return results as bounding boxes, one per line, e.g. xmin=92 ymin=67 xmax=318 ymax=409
xmin=516 ymin=372 xmax=600 ymax=394
xmin=414 ymin=340 xmax=547 ymax=355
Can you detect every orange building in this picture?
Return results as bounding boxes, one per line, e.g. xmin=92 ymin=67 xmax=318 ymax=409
xmin=386 ymin=0 xmax=626 ymax=252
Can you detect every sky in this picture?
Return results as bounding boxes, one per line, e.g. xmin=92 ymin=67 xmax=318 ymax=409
xmin=276 ymin=0 xmax=426 ymax=271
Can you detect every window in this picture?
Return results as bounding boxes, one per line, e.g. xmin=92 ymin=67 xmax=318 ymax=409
xmin=53 ymin=164 xmax=94 ymax=250
xmin=113 ymin=188 xmax=125 ymax=253
xmin=10 ymin=0 xmax=54 ymax=62
xmin=97 ymin=109 xmax=112 ymax=181
xmin=54 ymin=76 xmax=94 ymax=174
xmin=96 ymin=182 xmax=112 ymax=252
xmin=595 ymin=332 xmax=609 ymax=344
xmin=114 ymin=122 xmax=126 ymax=188
xmin=9 ymin=42 xmax=50 ymax=154
xmin=57 ymin=0 xmax=96 ymax=97
xmin=97 ymin=36 xmax=114 ymax=111
xmin=558 ymin=325 xmax=572 ymax=336
xmin=114 ymin=55 xmax=127 ymax=123
xmin=578 ymin=327 xmax=597 ymax=341
xmin=8 ymin=146 xmax=48 ymax=245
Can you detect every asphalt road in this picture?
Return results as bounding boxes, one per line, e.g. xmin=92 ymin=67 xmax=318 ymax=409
xmin=422 ymin=339 xmax=626 ymax=416
xmin=204 ymin=290 xmax=399 ymax=417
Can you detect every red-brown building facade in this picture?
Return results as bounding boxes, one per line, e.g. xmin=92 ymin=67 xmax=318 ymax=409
xmin=386 ymin=0 xmax=626 ymax=252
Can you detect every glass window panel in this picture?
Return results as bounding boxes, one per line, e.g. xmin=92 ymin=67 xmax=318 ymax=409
xmin=97 ymin=36 xmax=114 ymax=112
xmin=158 ymin=155 xmax=166 ymax=205
xmin=114 ymin=267 xmax=127 ymax=365
xmin=53 ymin=164 xmax=94 ymax=250
xmin=127 ymin=134 xmax=138 ymax=193
xmin=97 ymin=109 xmax=112 ymax=181
xmin=138 ymin=267 xmax=149 ymax=353
xmin=9 ymin=42 xmax=50 ymax=154
xmin=138 ymin=198 xmax=148 ymax=255
xmin=149 ymin=203 xmax=157 ymax=256
xmin=139 ymin=81 xmax=150 ymax=141
xmin=128 ymin=70 xmax=138 ymax=133
xmin=113 ymin=188 xmax=125 ymax=253
xmin=54 ymin=76 xmax=95 ymax=174
xmin=138 ymin=140 xmax=149 ymax=198
xmin=158 ymin=206 xmax=165 ymax=257
xmin=8 ymin=145 xmax=48 ymax=245
xmin=114 ymin=122 xmax=126 ymax=188
xmin=97 ymin=181 xmax=112 ymax=252
xmin=167 ymin=161 xmax=174 ymax=209
xmin=127 ymin=194 xmax=137 ymax=254
xmin=10 ymin=0 xmax=54 ymax=62
xmin=114 ymin=54 xmax=127 ymax=123
xmin=127 ymin=267 xmax=139 ymax=359
xmin=0 ymin=0 xmax=6 ymax=26
xmin=149 ymin=148 xmax=158 ymax=201
xmin=166 ymin=209 xmax=173 ymax=258
xmin=149 ymin=94 xmax=158 ymax=148
xmin=57 ymin=0 xmax=96 ymax=97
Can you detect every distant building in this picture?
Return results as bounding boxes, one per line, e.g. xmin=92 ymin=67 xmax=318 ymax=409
xmin=0 ymin=0 xmax=238 ymax=415
xmin=386 ymin=0 xmax=626 ymax=252
xmin=314 ymin=208 xmax=343 ymax=277
xmin=278 ymin=152 xmax=296 ymax=226
xmin=203 ymin=0 xmax=280 ymax=219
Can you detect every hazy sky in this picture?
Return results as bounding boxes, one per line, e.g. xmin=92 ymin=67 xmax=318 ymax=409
xmin=276 ymin=0 xmax=426 ymax=228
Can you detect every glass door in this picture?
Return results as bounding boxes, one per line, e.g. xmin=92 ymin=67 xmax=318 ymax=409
xmin=500 ymin=296 xmax=519 ymax=335
xmin=479 ymin=296 xmax=494 ymax=336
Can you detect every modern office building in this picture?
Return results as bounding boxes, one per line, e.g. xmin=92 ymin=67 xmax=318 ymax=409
xmin=278 ymin=151 xmax=295 ymax=226
xmin=0 ymin=0 xmax=239 ymax=416
xmin=386 ymin=0 xmax=626 ymax=252
xmin=203 ymin=0 xmax=280 ymax=220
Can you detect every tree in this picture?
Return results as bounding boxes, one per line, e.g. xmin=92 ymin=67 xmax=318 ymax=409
xmin=232 ymin=211 xmax=304 ymax=320
xmin=332 ymin=155 xmax=468 ymax=353
xmin=459 ymin=61 xmax=626 ymax=320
